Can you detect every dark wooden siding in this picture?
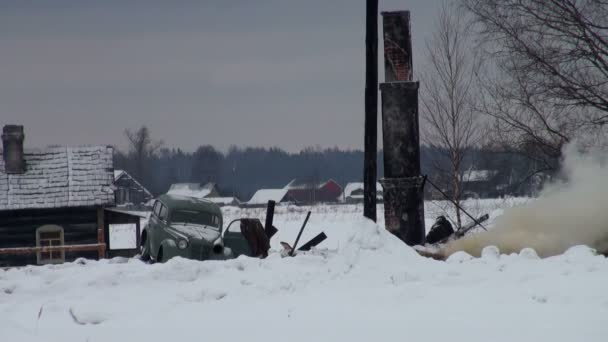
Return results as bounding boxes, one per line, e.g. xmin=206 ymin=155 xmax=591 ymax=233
xmin=0 ymin=207 xmax=99 ymax=266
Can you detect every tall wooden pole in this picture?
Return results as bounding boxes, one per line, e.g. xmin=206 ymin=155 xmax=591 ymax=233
xmin=364 ymin=0 xmax=378 ymax=221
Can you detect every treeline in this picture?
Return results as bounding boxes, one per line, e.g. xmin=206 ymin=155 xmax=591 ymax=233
xmin=113 ymin=127 xmax=539 ymax=200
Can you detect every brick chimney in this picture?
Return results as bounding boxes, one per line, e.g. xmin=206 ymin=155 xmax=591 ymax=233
xmin=2 ymin=125 xmax=26 ymax=174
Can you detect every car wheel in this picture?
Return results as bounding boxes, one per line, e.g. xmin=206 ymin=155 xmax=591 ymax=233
xmin=140 ymin=231 xmax=151 ymax=262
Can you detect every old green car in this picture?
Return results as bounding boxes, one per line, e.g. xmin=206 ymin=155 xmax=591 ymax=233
xmin=140 ymin=194 xmax=251 ymax=262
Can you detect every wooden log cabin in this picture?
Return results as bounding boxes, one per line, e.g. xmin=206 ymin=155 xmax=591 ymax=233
xmin=0 ymin=125 xmax=140 ymax=267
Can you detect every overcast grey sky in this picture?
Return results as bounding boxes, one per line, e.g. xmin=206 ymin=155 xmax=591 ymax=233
xmin=0 ymin=0 xmax=439 ymax=152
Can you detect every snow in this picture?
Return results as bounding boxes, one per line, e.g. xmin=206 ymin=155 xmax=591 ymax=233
xmin=113 ymin=170 xmax=124 ymax=181
xmin=167 ymin=183 xmax=212 ymax=199
xmin=340 ymin=182 xmax=383 ymax=202
xmin=205 ymin=197 xmax=240 ymax=205
xmin=342 ymin=182 xmax=383 ymax=197
xmin=246 ymin=189 xmax=288 ymax=205
xmin=2 ymin=199 xmax=608 ymax=342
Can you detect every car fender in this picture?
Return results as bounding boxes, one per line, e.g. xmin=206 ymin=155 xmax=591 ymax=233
xmin=159 ymin=239 xmax=187 ymax=261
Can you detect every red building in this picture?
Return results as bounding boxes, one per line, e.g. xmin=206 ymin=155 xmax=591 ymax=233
xmin=283 ymin=179 xmax=342 ymax=204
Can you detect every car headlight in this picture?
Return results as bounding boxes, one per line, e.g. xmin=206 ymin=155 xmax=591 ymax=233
xmin=177 ymin=239 xmax=188 ymax=250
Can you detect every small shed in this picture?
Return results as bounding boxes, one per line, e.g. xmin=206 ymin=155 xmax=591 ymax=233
xmin=340 ymin=182 xmax=383 ymax=203
xmin=113 ymin=169 xmax=153 ymax=207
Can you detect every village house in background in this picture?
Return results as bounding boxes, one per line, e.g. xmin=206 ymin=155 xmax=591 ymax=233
xmin=113 ymin=169 xmax=153 ymax=208
xmin=427 ymin=168 xmax=502 ymax=200
xmin=166 ymin=182 xmax=240 ymax=207
xmin=460 ymin=169 xmax=499 ymax=199
xmin=243 ymin=179 xmax=343 ymax=207
xmin=0 ymin=125 xmax=142 ymax=267
xmin=340 ymin=182 xmax=383 ymax=203
xmin=283 ymin=179 xmax=342 ymax=204
xmin=244 ymin=188 xmax=291 ymax=208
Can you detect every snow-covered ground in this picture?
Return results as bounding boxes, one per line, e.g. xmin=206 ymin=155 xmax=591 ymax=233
xmin=2 ymin=198 xmax=608 ymax=342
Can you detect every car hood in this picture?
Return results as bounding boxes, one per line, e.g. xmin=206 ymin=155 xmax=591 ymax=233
xmin=168 ymin=224 xmax=221 ymax=242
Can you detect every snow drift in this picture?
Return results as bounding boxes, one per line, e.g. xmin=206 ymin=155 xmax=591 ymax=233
xmin=443 ymin=144 xmax=608 ymax=257
xmin=2 ymin=209 xmax=608 ymax=342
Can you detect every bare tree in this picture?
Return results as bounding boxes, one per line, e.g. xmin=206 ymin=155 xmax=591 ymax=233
xmin=125 ymin=126 xmax=163 ymax=184
xmin=463 ymin=0 xmax=608 ymax=169
xmin=421 ymin=2 xmax=481 ymax=228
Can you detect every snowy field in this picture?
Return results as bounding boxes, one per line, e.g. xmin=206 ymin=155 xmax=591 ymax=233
xmin=2 ymin=198 xmax=608 ymax=342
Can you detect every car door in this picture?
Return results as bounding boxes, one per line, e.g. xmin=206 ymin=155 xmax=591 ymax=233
xmin=156 ymin=203 xmax=169 ymax=251
xmin=148 ymin=201 xmax=163 ymax=257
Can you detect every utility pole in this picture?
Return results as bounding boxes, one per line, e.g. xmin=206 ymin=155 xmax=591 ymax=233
xmin=364 ymin=0 xmax=379 ymax=221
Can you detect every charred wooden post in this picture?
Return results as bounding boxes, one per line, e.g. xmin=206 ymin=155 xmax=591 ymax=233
xmin=363 ymin=0 xmax=379 ymax=222
xmin=264 ymin=200 xmax=276 ymax=238
xmin=97 ymin=207 xmax=106 ymax=259
xmin=379 ymin=11 xmax=426 ymax=246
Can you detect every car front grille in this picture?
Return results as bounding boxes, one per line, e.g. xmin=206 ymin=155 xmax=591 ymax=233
xmin=190 ymin=241 xmax=210 ymax=260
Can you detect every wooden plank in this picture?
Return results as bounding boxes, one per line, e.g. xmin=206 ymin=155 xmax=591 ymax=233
xmin=297 ymin=232 xmax=327 ymax=252
xmin=0 ymin=243 xmax=106 ymax=255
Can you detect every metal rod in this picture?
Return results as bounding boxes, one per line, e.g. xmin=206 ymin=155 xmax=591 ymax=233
xmin=425 ymin=177 xmax=488 ymax=231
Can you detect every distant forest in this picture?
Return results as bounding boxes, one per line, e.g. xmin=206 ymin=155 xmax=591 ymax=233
xmin=114 ymin=135 xmax=541 ymax=201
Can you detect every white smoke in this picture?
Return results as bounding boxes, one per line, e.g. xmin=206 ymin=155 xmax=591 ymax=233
xmin=441 ymin=143 xmax=608 ymax=258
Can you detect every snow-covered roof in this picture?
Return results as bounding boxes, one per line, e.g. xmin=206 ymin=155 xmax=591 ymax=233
xmin=0 ymin=146 xmax=115 ymax=211
xmin=105 ymin=207 xmax=150 ymax=218
xmin=167 ymin=182 xmax=214 ymax=199
xmin=247 ymin=189 xmax=288 ymax=205
xmin=461 ymin=170 xmax=498 ymax=182
xmin=283 ymin=179 xmax=339 ymax=190
xmin=341 ymin=182 xmax=383 ymax=198
xmin=205 ymin=197 xmax=241 ymax=205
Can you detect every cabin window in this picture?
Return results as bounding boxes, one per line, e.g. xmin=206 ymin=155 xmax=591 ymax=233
xmin=36 ymin=225 xmax=65 ymax=265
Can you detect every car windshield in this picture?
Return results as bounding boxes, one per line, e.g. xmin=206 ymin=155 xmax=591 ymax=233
xmin=170 ymin=210 xmax=220 ymax=230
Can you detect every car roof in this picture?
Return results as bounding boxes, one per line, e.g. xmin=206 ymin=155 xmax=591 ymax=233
xmin=156 ymin=194 xmax=222 ymax=216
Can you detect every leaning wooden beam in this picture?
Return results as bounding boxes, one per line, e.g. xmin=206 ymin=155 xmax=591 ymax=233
xmin=297 ymin=232 xmax=327 ymax=252
xmin=0 ymin=243 xmax=107 ymax=255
